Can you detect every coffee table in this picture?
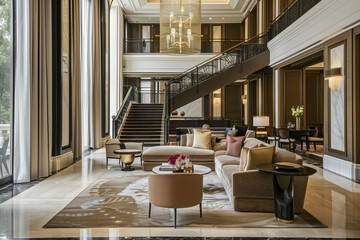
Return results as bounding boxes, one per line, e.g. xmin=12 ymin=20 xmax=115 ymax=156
xmin=152 ymin=164 xmax=211 ymax=175
xmin=257 ymin=163 xmax=316 ymax=223
xmin=114 ymin=149 xmax=142 ymax=171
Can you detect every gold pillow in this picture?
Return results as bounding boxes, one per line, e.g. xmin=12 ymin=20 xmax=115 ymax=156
xmin=239 ymin=145 xmax=258 ymax=171
xmin=192 ymin=129 xmax=212 ymax=150
xmin=245 ymin=145 xmax=275 ymax=171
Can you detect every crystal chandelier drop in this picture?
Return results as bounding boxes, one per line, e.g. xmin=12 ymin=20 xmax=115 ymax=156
xmin=160 ymin=0 xmax=201 ymax=55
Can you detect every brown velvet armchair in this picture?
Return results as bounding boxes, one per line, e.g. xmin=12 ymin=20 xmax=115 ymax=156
xmin=148 ymin=173 xmax=203 ymax=228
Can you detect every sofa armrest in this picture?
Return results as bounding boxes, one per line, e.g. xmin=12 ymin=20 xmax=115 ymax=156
xmin=232 ymin=169 xmax=309 ymax=212
xmin=232 ymin=170 xmax=274 ymax=198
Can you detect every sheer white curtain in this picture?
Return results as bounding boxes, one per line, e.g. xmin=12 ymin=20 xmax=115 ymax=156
xmin=109 ymin=6 xmax=123 ymax=137
xmin=13 ymin=0 xmax=31 ymax=183
xmin=80 ymin=0 xmax=93 ymax=151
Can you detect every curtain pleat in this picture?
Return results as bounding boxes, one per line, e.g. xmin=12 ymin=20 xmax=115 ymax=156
xmin=29 ymin=0 xmax=52 ymax=179
xmin=72 ymin=0 xmax=82 ymax=159
xmin=13 ymin=0 xmax=31 ymax=183
xmin=91 ymin=0 xmax=103 ymax=149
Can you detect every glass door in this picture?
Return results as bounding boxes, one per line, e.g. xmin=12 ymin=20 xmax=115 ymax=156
xmin=0 ymin=0 xmax=13 ymax=185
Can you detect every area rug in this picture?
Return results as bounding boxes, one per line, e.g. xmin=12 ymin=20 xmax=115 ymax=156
xmin=44 ymin=169 xmax=326 ymax=228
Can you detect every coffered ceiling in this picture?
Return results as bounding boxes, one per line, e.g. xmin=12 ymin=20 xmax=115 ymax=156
xmin=113 ymin=0 xmax=256 ymax=23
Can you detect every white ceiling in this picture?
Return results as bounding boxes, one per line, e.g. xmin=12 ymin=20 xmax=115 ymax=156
xmin=114 ymin=0 xmax=256 ymax=24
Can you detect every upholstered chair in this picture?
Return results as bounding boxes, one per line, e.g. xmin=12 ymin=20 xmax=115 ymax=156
xmin=148 ymin=173 xmax=203 ymax=228
xmin=278 ymin=128 xmax=296 ymax=152
xmin=105 ymin=139 xmax=143 ymax=166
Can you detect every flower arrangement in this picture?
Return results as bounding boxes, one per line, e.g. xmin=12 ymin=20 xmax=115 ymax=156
xmin=291 ymin=105 xmax=304 ymax=118
xmin=168 ymin=154 xmax=190 ymax=170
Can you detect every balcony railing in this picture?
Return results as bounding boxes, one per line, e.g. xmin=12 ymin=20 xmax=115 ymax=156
xmin=268 ymin=0 xmax=321 ymax=41
xmin=124 ymin=39 xmax=245 ymax=54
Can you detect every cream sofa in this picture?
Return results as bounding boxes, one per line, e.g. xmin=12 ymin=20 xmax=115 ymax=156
xmin=142 ymin=131 xmax=255 ymax=171
xmin=215 ymin=137 xmax=309 ymax=213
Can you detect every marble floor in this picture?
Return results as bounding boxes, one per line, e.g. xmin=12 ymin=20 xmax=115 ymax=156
xmin=0 ymin=148 xmax=359 ymax=239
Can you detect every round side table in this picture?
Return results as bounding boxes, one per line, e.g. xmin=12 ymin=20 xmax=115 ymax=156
xmin=256 ymin=163 xmax=316 ymax=223
xmin=114 ymin=149 xmax=141 ymax=171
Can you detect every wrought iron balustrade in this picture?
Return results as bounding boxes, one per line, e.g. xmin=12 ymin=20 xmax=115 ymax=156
xmin=165 ymin=33 xmax=268 ymax=100
xmin=112 ymin=86 xmax=139 ymax=138
xmin=268 ymin=0 xmax=321 ymax=41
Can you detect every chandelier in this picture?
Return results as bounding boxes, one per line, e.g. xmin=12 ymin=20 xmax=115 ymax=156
xmin=160 ymin=0 xmax=201 ymax=55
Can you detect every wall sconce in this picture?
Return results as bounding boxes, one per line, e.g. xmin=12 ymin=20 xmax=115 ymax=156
xmin=325 ymin=67 xmax=342 ymax=91
xmin=242 ymin=95 xmax=247 ymax=105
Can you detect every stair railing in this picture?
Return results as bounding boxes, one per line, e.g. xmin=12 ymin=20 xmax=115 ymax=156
xmin=112 ymin=86 xmax=139 ymax=138
xmin=165 ymin=33 xmax=268 ymax=111
xmin=164 ymin=33 xmax=268 ymax=143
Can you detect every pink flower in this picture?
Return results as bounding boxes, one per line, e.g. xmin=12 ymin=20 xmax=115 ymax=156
xmin=168 ymin=155 xmax=176 ymax=165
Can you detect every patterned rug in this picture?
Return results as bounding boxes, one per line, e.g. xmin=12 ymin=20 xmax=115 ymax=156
xmin=44 ymin=168 xmax=326 ymax=228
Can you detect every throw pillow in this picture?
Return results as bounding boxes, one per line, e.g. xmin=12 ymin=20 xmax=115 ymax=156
xmin=192 ymin=129 xmax=213 ymax=149
xmin=239 ymin=144 xmax=267 ymax=171
xmin=186 ymin=134 xmax=194 ymax=147
xmin=239 ymin=145 xmax=259 ymax=171
xmin=234 ymin=125 xmax=248 ymax=136
xmin=226 ymin=136 xmax=245 ymax=157
xmin=224 ymin=127 xmax=232 ymax=137
xmin=213 ymin=141 xmax=227 ymax=151
xmin=227 ymin=129 xmax=238 ymax=137
xmin=245 ymin=145 xmax=275 ymax=171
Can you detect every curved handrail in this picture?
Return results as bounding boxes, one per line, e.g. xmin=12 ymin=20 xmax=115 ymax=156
xmin=112 ymin=86 xmax=139 ymax=138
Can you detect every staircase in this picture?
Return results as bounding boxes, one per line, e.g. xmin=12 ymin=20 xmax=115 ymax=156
xmin=118 ymin=103 xmax=164 ymax=146
xmin=165 ymin=33 xmax=270 ymax=114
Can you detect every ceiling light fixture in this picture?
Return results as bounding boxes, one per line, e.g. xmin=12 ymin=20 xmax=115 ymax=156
xmin=160 ymin=0 xmax=201 ymax=55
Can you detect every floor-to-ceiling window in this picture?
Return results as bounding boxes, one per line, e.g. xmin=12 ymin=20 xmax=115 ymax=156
xmin=0 ymin=0 xmax=13 ymax=185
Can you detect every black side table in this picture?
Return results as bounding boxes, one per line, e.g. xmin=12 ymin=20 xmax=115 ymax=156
xmin=257 ymin=163 xmax=316 ymax=223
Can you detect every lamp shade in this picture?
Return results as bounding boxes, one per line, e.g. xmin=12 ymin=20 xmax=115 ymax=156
xmin=253 ymin=116 xmax=269 ymax=127
xmin=160 ymin=0 xmax=201 ymax=55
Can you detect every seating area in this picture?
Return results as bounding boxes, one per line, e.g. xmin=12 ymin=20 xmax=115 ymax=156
xmin=1 ymin=0 xmax=360 ymax=239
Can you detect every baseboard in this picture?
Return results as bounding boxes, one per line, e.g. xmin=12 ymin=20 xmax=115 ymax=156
xmin=50 ymin=151 xmax=74 ymax=173
xmin=323 ymin=154 xmax=360 ymax=182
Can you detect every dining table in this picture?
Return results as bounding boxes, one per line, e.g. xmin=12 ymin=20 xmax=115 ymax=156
xmin=275 ymin=128 xmax=315 ymax=151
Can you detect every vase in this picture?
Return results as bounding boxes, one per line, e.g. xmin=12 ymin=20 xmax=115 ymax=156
xmin=296 ymin=117 xmax=301 ymax=130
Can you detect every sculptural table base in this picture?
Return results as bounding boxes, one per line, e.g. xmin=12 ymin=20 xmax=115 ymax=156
xmin=120 ymin=154 xmax=135 ymax=171
xmin=273 ymin=175 xmax=294 ymax=223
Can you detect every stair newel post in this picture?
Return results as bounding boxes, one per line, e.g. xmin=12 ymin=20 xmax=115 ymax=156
xmin=196 ymin=66 xmax=199 ymax=93
xmin=164 ymin=83 xmax=169 ymax=143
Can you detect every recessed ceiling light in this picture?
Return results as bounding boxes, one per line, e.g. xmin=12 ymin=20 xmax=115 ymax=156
xmin=148 ymin=18 xmax=152 ymax=20
xmin=209 ymin=17 xmax=212 ymax=20
xmin=222 ymin=18 xmax=225 ymax=20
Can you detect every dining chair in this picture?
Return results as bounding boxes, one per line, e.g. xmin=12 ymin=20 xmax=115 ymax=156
xmin=278 ymin=128 xmax=296 ymax=152
xmin=266 ymin=127 xmax=278 ymax=145
xmin=301 ymin=126 xmax=324 ymax=151
xmin=148 ymin=173 xmax=203 ymax=228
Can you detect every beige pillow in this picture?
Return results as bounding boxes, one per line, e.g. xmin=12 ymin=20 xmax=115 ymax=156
xmin=239 ymin=144 xmax=266 ymax=171
xmin=192 ymin=129 xmax=212 ymax=149
xmin=213 ymin=141 xmax=227 ymax=151
xmin=186 ymin=134 xmax=194 ymax=147
xmin=245 ymin=145 xmax=275 ymax=171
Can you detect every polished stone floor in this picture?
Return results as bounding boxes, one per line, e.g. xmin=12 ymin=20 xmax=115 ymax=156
xmin=0 ymin=148 xmax=359 ymax=239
